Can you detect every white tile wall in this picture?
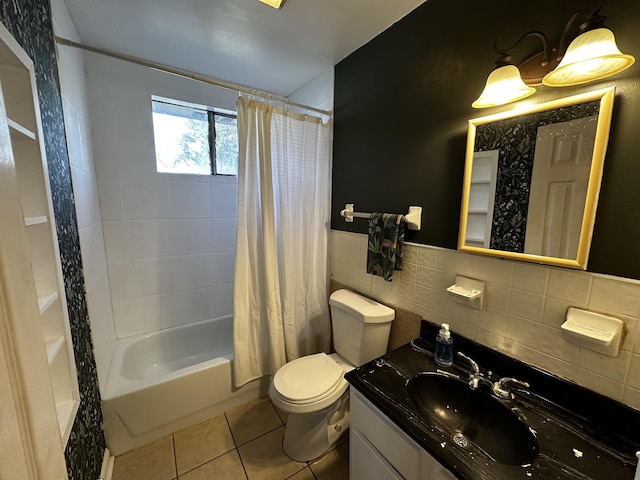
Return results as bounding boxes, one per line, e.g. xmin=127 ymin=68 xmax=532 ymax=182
xmin=97 ymin=178 xmax=123 ymax=220
xmin=169 ymin=181 xmax=212 ymax=219
xmin=330 ymin=230 xmax=640 ymax=410
xmin=85 ymin=54 xmax=239 ymax=339
xmin=121 ymin=180 xmax=171 ymax=220
xmin=211 ymin=181 xmax=238 ymax=218
xmin=288 ymin=67 xmax=334 ymax=114
xmin=52 ymin=0 xmax=116 ymax=391
xmin=172 ymin=219 xmax=215 ymax=255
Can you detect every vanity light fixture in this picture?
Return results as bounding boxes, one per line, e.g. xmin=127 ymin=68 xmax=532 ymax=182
xmin=472 ymin=64 xmax=536 ymax=108
xmin=542 ymin=26 xmax=635 ymax=86
xmin=472 ymin=6 xmax=635 ymax=108
xmin=258 ymin=0 xmax=285 ymax=9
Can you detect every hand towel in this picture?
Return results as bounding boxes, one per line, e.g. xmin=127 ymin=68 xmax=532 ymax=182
xmin=367 ymin=213 xmax=404 ymax=282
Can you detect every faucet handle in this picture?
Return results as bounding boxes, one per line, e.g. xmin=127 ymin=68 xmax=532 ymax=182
xmin=456 ymin=351 xmax=480 ymax=374
xmin=493 ymin=377 xmax=530 ymax=399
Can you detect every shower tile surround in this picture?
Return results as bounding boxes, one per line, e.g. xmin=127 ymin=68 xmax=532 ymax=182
xmin=101 ymin=177 xmax=237 ymax=338
xmin=51 ymin=0 xmax=118 ymax=395
xmin=85 ymin=54 xmax=240 ymax=339
xmin=330 ymin=230 xmax=640 ymax=410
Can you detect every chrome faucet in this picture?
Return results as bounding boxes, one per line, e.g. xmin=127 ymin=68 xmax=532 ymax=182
xmin=492 ymin=377 xmax=530 ymax=399
xmin=457 ymin=352 xmax=530 ymax=398
xmin=457 ymin=352 xmax=492 ymax=390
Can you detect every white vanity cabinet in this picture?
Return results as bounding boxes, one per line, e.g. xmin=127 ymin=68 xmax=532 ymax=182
xmin=350 ymin=389 xmax=457 ymax=480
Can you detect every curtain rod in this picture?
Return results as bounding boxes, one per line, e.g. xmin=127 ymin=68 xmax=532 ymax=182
xmin=54 ymin=36 xmax=333 ymax=117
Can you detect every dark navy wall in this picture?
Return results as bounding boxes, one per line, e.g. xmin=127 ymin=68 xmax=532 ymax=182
xmin=333 ymin=0 xmax=640 ymax=280
xmin=0 ymin=1 xmax=105 ymax=479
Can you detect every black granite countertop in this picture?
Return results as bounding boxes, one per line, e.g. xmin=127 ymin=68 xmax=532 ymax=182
xmin=345 ymin=321 xmax=640 ymax=480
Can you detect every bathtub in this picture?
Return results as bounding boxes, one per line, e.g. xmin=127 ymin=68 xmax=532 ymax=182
xmin=101 ymin=315 xmax=267 ymax=455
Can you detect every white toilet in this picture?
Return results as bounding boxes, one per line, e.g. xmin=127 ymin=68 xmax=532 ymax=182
xmin=269 ymin=289 xmax=395 ymax=461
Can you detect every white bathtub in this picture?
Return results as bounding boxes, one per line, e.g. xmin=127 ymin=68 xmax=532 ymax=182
xmin=101 ymin=315 xmax=267 ymax=455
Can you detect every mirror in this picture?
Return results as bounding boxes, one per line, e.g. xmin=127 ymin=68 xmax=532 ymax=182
xmin=458 ymin=87 xmax=615 ymax=269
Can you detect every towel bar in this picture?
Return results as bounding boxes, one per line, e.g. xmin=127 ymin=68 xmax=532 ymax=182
xmin=340 ymin=204 xmax=422 ymax=230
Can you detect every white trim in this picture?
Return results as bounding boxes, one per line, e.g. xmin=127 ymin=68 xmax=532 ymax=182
xmin=98 ymin=448 xmax=115 ymax=480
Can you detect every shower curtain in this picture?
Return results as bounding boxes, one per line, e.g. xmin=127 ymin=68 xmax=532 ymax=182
xmin=233 ymin=96 xmax=333 ymax=388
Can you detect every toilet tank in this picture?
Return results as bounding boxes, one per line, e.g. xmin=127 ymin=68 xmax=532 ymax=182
xmin=329 ymin=289 xmax=395 ymax=367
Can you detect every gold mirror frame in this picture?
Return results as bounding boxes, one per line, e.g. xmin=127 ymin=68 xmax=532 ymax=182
xmin=458 ymin=87 xmax=615 ymax=269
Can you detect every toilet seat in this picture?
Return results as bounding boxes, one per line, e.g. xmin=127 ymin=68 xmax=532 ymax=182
xmin=273 ymin=353 xmax=344 ymax=404
xmin=270 ymin=353 xmax=352 ymax=414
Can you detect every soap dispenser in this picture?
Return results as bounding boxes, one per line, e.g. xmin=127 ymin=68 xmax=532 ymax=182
xmin=434 ymin=323 xmax=453 ymax=367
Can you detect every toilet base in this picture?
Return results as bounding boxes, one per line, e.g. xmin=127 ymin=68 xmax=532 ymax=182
xmin=282 ymin=392 xmax=350 ymax=462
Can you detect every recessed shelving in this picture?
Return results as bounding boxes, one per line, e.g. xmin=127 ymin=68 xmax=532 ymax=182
xmin=7 ymin=117 xmax=36 ymax=140
xmin=465 ymin=236 xmax=486 ymax=243
xmin=465 ymin=150 xmax=499 ymax=248
xmin=1 ymin=25 xmax=79 ymax=450
xmin=37 ymin=291 xmax=58 ymax=314
xmin=45 ymin=336 xmax=65 ymax=365
xmin=56 ymin=399 xmax=78 ymax=442
xmin=25 ymin=215 xmax=48 ymax=226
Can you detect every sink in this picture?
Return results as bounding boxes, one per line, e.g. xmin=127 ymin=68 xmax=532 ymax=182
xmin=407 ymin=373 xmax=538 ymax=465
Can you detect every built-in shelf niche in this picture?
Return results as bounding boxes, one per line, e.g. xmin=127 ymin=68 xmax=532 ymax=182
xmin=25 ymin=215 xmax=48 ymax=226
xmin=465 ymin=150 xmax=498 ymax=248
xmin=0 ymin=27 xmax=79 ymax=446
xmin=38 ymin=291 xmax=58 ymax=314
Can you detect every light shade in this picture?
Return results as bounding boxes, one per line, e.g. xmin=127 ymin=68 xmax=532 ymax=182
xmin=259 ymin=0 xmax=285 ymax=9
xmin=472 ymin=65 xmax=536 ymax=108
xmin=543 ymin=28 xmax=635 ymax=86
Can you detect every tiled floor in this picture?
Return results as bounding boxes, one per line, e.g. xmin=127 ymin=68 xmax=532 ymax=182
xmin=111 ymin=398 xmax=349 ymax=480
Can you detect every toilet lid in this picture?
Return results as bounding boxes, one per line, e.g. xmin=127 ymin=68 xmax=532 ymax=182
xmin=273 ymin=353 xmax=345 ymax=404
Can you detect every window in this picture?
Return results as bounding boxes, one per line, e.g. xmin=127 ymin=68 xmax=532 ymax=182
xmin=151 ymin=97 xmax=238 ymax=175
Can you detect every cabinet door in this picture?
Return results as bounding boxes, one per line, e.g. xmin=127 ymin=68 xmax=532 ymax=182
xmin=351 ymin=428 xmax=404 ymax=480
xmin=351 ymin=390 xmax=460 ymax=480
xmin=351 ymin=390 xmax=422 ymax=479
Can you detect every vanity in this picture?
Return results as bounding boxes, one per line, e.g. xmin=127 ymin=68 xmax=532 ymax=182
xmin=346 ymin=320 xmax=640 ymax=480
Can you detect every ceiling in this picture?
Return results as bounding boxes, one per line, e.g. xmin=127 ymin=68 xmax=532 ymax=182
xmin=64 ymin=0 xmax=427 ymax=98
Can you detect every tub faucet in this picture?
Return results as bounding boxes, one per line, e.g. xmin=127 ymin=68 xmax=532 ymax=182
xmin=457 ymin=352 xmax=492 ymax=390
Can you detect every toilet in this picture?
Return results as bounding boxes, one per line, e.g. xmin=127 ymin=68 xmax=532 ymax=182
xmin=269 ymin=289 xmax=395 ymax=461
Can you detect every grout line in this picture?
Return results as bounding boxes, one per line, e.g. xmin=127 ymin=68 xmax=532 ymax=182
xmin=174 ymin=446 xmax=238 ymax=477
xmin=234 ymin=423 xmax=284 ymax=448
xmin=224 ymin=411 xmax=239 ymax=447
xmin=268 ymin=398 xmax=287 ymax=425
xmin=171 ymin=434 xmax=178 ymax=479
xmin=283 ymin=466 xmax=313 ymax=480
xmin=235 ymin=447 xmax=250 ymax=480
xmin=173 ymin=414 xmax=239 ymax=477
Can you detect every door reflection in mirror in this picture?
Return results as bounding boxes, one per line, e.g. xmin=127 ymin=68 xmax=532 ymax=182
xmin=525 ymin=116 xmax=598 ymax=258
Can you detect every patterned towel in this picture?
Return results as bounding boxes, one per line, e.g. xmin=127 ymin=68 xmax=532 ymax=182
xmin=367 ymin=213 xmax=404 ymax=282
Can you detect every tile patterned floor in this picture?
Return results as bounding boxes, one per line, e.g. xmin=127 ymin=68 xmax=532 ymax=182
xmin=111 ymin=398 xmax=349 ymax=480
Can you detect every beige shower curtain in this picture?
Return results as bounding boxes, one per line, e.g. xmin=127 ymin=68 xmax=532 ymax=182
xmin=233 ymin=96 xmax=333 ymax=387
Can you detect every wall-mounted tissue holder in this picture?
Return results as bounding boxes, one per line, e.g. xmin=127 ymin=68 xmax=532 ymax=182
xmin=561 ymin=307 xmax=624 ymax=357
xmin=446 ymin=275 xmax=485 ymax=310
